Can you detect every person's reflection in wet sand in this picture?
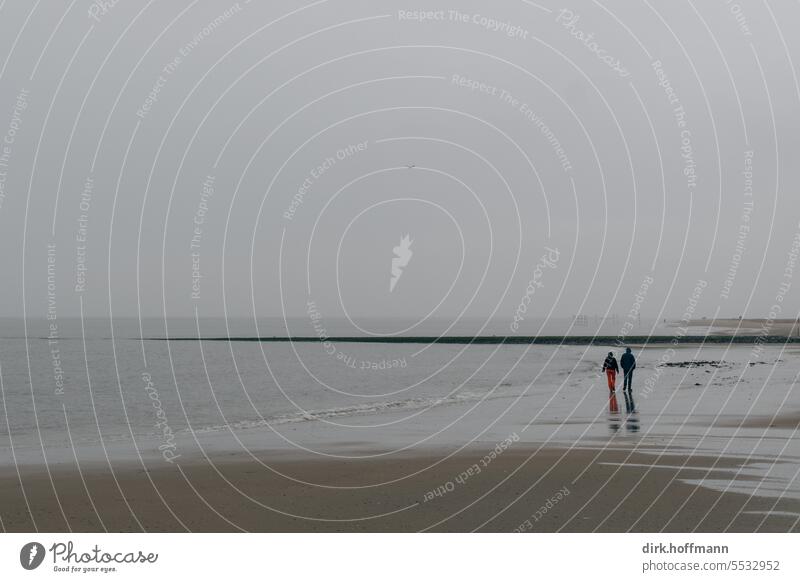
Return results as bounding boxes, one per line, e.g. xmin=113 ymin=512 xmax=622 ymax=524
xmin=608 ymin=391 xmax=621 ymax=432
xmin=622 ymin=388 xmax=636 ymax=413
xmin=609 ymin=390 xmax=619 ymax=413
xmin=608 ymin=412 xmax=621 ymax=433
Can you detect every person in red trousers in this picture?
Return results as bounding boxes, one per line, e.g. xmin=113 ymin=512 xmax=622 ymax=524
xmin=602 ymin=351 xmax=620 ymax=412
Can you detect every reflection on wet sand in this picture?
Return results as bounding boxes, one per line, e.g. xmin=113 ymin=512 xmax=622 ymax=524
xmin=626 ymin=412 xmax=640 ymax=433
xmin=623 ymin=389 xmax=636 ymax=413
xmin=607 ymin=411 xmax=641 ymax=434
xmin=609 ymin=390 xmax=619 ymax=413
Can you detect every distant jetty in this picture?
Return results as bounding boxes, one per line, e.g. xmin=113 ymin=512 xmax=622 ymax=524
xmin=149 ymin=335 xmax=800 ymax=345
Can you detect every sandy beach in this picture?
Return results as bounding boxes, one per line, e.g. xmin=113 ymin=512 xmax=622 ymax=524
xmin=2 ymin=444 xmax=799 ymax=533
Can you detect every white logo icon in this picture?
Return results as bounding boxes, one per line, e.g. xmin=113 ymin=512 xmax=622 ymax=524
xmin=390 ymin=234 xmax=414 ymax=292
xmin=20 ymin=542 xmax=45 ymax=570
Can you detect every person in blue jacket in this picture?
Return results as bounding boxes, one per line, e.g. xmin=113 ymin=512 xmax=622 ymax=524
xmin=620 ymin=347 xmax=636 ymax=412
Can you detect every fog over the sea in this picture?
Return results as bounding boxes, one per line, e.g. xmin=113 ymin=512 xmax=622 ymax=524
xmin=0 ymin=0 xmax=798 ymax=327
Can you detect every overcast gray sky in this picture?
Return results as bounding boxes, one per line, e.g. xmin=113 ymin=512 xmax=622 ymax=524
xmin=0 ymin=0 xmax=798 ymax=327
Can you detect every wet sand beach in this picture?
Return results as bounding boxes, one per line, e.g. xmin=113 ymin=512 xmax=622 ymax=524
xmin=2 ymin=446 xmax=798 ymax=533
xmin=2 ymin=341 xmax=799 ymax=533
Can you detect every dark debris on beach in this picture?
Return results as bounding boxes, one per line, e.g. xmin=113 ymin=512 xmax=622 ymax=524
xmin=658 ymin=360 xmax=731 ymax=368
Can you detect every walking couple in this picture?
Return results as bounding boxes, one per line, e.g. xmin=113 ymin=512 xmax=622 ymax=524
xmin=602 ymin=348 xmax=636 ymax=413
